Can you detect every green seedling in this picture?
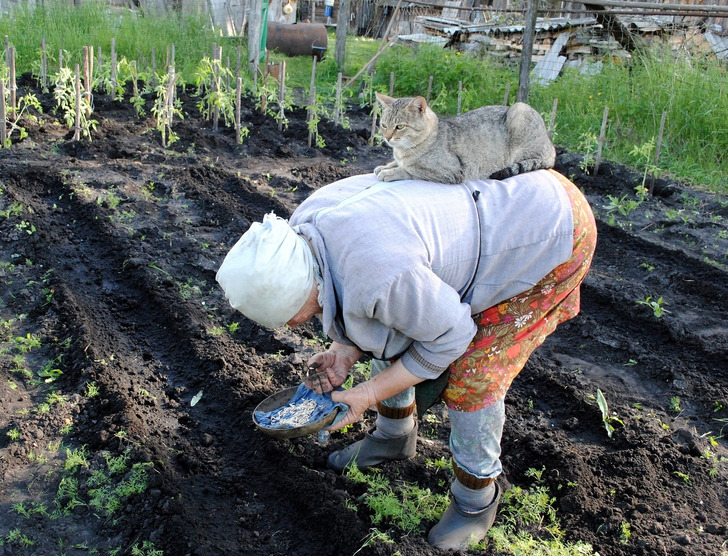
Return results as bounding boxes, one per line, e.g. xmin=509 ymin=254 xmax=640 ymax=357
xmin=636 ymin=296 xmax=668 ymax=318
xmin=619 ymin=521 xmax=632 ymax=544
xmin=595 ymin=388 xmax=623 ymax=438
xmin=669 ymin=396 xmax=681 ymax=413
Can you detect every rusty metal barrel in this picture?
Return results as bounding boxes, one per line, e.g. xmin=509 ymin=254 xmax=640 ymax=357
xmin=266 ymin=22 xmax=328 ymax=59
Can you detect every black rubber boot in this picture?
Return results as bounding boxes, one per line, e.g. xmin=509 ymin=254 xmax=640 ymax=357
xmin=327 ymin=425 xmax=418 ymax=472
xmin=427 ymin=482 xmax=501 ymax=550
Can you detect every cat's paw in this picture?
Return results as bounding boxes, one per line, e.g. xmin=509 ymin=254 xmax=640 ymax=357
xmin=376 ymin=168 xmax=406 ymax=182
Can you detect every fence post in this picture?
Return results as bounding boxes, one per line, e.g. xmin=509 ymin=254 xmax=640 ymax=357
xmin=517 ymin=0 xmax=538 ymax=102
xmin=650 ymin=110 xmax=667 ymax=195
xmin=594 ymin=106 xmax=609 ymax=176
xmin=548 ymin=98 xmax=558 ymax=139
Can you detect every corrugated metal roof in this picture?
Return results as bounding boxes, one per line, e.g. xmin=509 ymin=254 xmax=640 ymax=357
xmin=416 ymin=16 xmax=598 ymax=36
xmin=705 ymin=30 xmax=728 ymax=59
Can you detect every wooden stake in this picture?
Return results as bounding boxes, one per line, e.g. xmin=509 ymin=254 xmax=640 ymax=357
xmin=389 ymin=72 xmax=394 ymax=96
xmin=9 ymin=46 xmax=16 ymax=111
xmin=235 ymin=76 xmax=242 ymax=144
xmin=41 ymin=37 xmax=48 ymax=91
xmin=132 ymin=60 xmax=139 ymax=97
xmin=426 ymin=75 xmax=433 ymax=103
xmin=307 ymin=85 xmax=316 ymax=147
xmin=151 ymin=46 xmax=157 ymax=89
xmin=503 ymin=82 xmax=511 ymax=105
xmin=0 ymin=81 xmax=6 ymax=147
xmin=74 ymin=64 xmax=81 ymax=141
xmin=97 ymin=46 xmax=103 ymax=84
xmin=111 ymin=38 xmax=117 ymax=93
xmin=83 ymin=46 xmax=91 ymax=95
xmin=548 ymin=98 xmax=558 ymax=139
xmin=309 ymin=55 xmax=318 ymax=94
xmin=457 ymin=81 xmax=462 ymax=115
xmin=369 ymin=101 xmax=378 ymax=146
xmin=650 ymin=110 xmax=667 ymax=195
xmin=278 ymin=60 xmax=286 ymax=132
xmin=334 ymin=72 xmax=342 ymax=126
xmin=593 ymin=106 xmax=609 ymax=176
xmin=59 ymin=49 xmax=63 ymax=71
xmin=236 ymin=45 xmax=241 ymax=81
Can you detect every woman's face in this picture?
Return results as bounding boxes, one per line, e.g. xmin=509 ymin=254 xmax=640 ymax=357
xmin=286 ymin=283 xmax=321 ymax=328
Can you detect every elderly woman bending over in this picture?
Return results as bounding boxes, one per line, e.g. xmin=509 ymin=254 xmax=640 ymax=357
xmin=216 ymin=169 xmax=597 ymax=550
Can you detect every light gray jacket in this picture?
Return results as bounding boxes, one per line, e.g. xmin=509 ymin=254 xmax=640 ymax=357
xmin=290 ymin=170 xmax=574 ymax=381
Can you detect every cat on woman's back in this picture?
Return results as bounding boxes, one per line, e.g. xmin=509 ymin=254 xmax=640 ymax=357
xmin=374 ymin=92 xmax=555 ymax=185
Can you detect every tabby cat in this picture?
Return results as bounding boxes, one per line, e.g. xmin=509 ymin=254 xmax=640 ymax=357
xmin=374 ymin=92 xmax=556 ymax=184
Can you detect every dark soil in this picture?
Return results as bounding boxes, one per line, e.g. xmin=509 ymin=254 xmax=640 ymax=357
xmin=1 ymin=75 xmax=727 ymax=556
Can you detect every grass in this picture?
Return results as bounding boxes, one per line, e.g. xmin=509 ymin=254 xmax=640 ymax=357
xmin=2 ymin=5 xmax=725 ymax=191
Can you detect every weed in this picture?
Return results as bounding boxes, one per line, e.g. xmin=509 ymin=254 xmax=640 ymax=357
xmin=636 ymin=296 xmax=668 ymax=318
xmin=483 ymin=468 xmax=597 ymax=554
xmin=669 ymin=396 xmax=682 ymax=413
xmin=619 ymin=521 xmax=632 ymax=544
xmin=673 ymin=471 xmax=691 ymax=484
xmin=4 ymin=528 xmax=35 ymax=548
xmin=130 ymin=541 xmax=164 ymax=556
xmin=344 ymin=465 xmax=448 ymax=534
xmin=354 ymin=529 xmax=394 ymax=555
xmin=64 ymin=446 xmax=90 ymax=472
xmin=85 ymin=381 xmax=100 ymax=398
xmin=7 ymin=427 xmax=20 ymax=441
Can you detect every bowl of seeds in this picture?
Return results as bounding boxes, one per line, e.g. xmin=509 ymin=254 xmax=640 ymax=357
xmin=252 ymin=385 xmax=341 ymax=439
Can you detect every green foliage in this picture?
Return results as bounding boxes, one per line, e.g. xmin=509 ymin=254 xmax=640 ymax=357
xmin=194 ymin=56 xmax=237 ymax=127
xmin=344 ymin=465 xmax=449 ymax=534
xmin=595 ymin=388 xmax=624 ymax=438
xmin=0 ymin=89 xmax=42 ymax=147
xmin=375 ymin=44 xmax=514 ymax=114
xmin=636 ymin=295 xmax=668 ymax=318
xmin=51 ymin=65 xmax=98 ymax=140
xmin=482 ymin=469 xmax=597 ymax=555
xmin=1 ymin=2 xmax=218 ymax=82
xmin=150 ymin=70 xmax=183 ymax=147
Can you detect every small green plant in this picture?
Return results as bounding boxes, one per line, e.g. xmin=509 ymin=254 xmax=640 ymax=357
xmin=151 ymin=69 xmax=184 ymax=147
xmin=669 ymin=396 xmax=681 ymax=413
xmin=1 ymin=91 xmax=42 ymax=148
xmin=52 ymin=65 xmax=98 ymax=140
xmin=194 ymin=56 xmax=236 ymax=128
xmin=673 ymin=471 xmax=691 ymax=484
xmin=7 ymin=427 xmax=20 ymax=441
xmin=629 ymin=138 xmax=660 ymax=191
xmin=4 ymin=528 xmax=35 ymax=548
xmin=576 ymin=132 xmax=599 ymax=173
xmin=636 ymin=296 xmax=668 ymax=318
xmin=353 ymin=529 xmax=394 ymax=555
xmin=344 ymin=464 xmax=448 ymax=534
xmin=85 ymin=381 xmax=100 ymax=398
xmin=619 ymin=521 xmax=632 ymax=544
xmin=130 ymin=541 xmax=164 ymax=556
xmin=595 ymin=388 xmax=623 ymax=438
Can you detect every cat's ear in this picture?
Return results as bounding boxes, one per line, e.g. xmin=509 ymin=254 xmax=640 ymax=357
xmin=375 ymin=91 xmax=394 ymax=107
xmin=409 ymin=96 xmax=428 ymax=114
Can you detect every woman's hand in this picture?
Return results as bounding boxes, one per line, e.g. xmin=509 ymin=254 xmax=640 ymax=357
xmin=328 ymin=359 xmax=425 ymax=431
xmin=305 ymin=342 xmax=363 ymax=394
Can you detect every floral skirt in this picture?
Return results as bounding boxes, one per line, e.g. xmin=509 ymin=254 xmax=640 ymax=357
xmin=442 ymin=170 xmax=597 ymax=412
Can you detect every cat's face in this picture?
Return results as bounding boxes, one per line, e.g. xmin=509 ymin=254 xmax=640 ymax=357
xmin=376 ymin=94 xmax=432 ymax=148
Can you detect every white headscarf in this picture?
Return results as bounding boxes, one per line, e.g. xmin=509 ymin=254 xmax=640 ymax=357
xmin=216 ymin=213 xmax=314 ymax=329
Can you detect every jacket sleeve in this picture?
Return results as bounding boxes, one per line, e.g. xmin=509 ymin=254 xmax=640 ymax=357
xmin=361 ymin=266 xmax=477 ymax=380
